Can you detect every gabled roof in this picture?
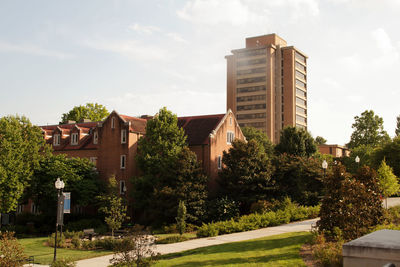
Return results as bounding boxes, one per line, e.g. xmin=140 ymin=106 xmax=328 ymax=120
xmin=120 ymin=114 xmax=147 ymax=133
xmin=178 ymin=114 xmax=225 ymax=145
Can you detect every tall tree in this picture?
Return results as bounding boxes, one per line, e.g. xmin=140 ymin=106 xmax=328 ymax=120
xmin=0 ymin=115 xmax=47 ymax=213
xmin=133 ymin=108 xmax=208 ymax=225
xmin=241 ymin=126 xmax=274 ymax=156
xmin=98 ymin=176 xmax=129 ymax=237
xmin=273 ymin=154 xmax=324 ymax=206
xmin=25 ymin=154 xmax=102 ymax=216
xmin=372 ymin=136 xmax=400 ymax=177
xmin=60 ymin=103 xmax=109 ymax=123
xmin=347 ymin=110 xmax=390 ymax=149
xmin=275 ymin=126 xmax=317 ymax=157
xmin=377 ymin=160 xmax=400 ymax=208
xmin=396 ymin=115 xmax=400 ymax=137
xmin=218 ymin=139 xmax=274 ymax=213
xmin=315 ymin=136 xmax=327 ymax=145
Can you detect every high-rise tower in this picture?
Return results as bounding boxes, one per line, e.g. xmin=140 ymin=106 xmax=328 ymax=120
xmin=226 ymin=34 xmax=307 ymax=143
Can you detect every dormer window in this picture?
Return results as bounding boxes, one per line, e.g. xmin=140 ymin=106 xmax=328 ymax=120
xmin=93 ymin=131 xmax=98 ymax=144
xmin=71 ymin=133 xmax=78 ymax=145
xmin=111 ymin=117 xmax=115 ymax=129
xmin=121 ymin=129 xmax=127 ymax=144
xmin=53 ymin=134 xmax=61 ymax=146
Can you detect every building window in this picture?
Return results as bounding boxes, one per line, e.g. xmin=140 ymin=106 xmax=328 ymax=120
xmin=227 ymin=131 xmax=235 ymax=144
xmin=237 ymin=76 xmax=266 ymax=85
xmin=296 ymin=115 xmax=307 ymax=124
xmin=121 ymin=129 xmax=127 ymax=144
xmin=239 ymin=122 xmax=266 ymax=128
xmin=236 ymin=67 xmax=266 ymax=76
xmin=217 ymin=156 xmax=222 ymax=170
xmin=296 ymin=79 xmax=306 ymax=89
xmin=296 ymin=123 xmax=306 ymax=130
xmin=296 ymin=88 xmax=306 ymax=98
xmin=236 ymin=94 xmax=266 ymax=102
xmin=237 ymin=48 xmax=266 ymax=58
xmin=296 ymin=97 xmax=306 ymax=107
xmin=71 ymin=133 xmax=78 ymax=145
xmin=296 ymin=106 xmax=307 ymax=116
xmin=53 ymin=134 xmax=61 ymax=146
xmin=237 ymin=57 xmax=266 ymax=67
xmin=93 ymin=131 xmax=98 ymax=144
xmin=111 ymin=117 xmax=115 ymax=129
xmin=295 ymin=62 xmax=306 ymax=72
xmin=31 ymin=203 xmax=39 ymax=214
xmin=295 ymin=52 xmax=306 ymax=64
xmin=237 ymin=103 xmax=266 ymax=111
xmin=17 ymin=204 xmax=24 ymax=214
xmin=237 ymin=85 xmax=266 ymax=94
xmin=89 ymin=157 xmax=97 ymax=168
xmin=120 ymin=155 xmax=126 ymax=169
xmin=295 ymin=70 xmax=306 ymax=81
xmin=237 ymin=112 xmax=266 ymax=120
xmin=120 ymin=180 xmax=126 ymax=195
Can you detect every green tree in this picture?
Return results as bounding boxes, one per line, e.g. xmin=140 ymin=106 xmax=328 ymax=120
xmin=341 ymin=144 xmax=375 ymax=174
xmin=98 ymin=176 xmax=129 ymax=237
xmin=25 ymin=154 xmax=102 ymax=217
xmin=60 ymin=103 xmax=109 ymax=124
xmin=317 ymin=165 xmax=384 ymax=240
xmin=395 ymin=115 xmax=400 ymax=137
xmin=347 ymin=110 xmax=390 ymax=149
xmin=218 ymin=139 xmax=274 ymax=213
xmin=372 ymin=136 xmax=400 ymax=177
xmin=377 ymin=160 xmax=400 ymax=208
xmin=0 ymin=115 xmax=47 ymax=213
xmin=275 ymin=126 xmax=317 ymax=157
xmin=273 ymin=154 xmax=324 ymax=206
xmin=241 ymin=127 xmax=274 ymax=156
xmin=133 ymin=108 xmax=208 ymax=225
xmin=176 ymin=200 xmax=187 ymax=236
xmin=315 ymin=136 xmax=327 ymax=145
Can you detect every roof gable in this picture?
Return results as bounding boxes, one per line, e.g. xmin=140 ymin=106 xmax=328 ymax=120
xmin=178 ymin=114 xmax=225 ymax=145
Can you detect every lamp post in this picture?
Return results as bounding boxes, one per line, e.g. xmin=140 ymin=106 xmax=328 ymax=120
xmin=322 ymin=160 xmax=328 ymax=179
xmin=355 ymin=156 xmax=360 ymax=168
xmin=53 ymin=178 xmax=65 ymax=262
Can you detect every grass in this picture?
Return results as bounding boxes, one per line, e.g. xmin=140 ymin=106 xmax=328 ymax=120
xmin=155 ymin=232 xmax=197 ymax=239
xmin=154 ymin=231 xmax=312 ymax=267
xmin=19 ymin=237 xmax=112 ymax=265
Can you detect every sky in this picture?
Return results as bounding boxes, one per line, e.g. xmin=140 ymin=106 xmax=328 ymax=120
xmin=0 ymin=0 xmax=399 ymax=145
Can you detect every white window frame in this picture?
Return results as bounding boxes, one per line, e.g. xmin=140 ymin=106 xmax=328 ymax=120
xmin=217 ymin=156 xmax=222 ymax=170
xmin=31 ymin=203 xmax=39 ymax=214
xmin=53 ymin=134 xmax=61 ymax=146
xmin=93 ymin=131 xmax=98 ymax=144
xmin=227 ymin=131 xmax=235 ymax=144
xmin=121 ymin=129 xmax=127 ymax=144
xmin=120 ymin=180 xmax=126 ymax=194
xmin=111 ymin=117 xmax=115 ymax=129
xmin=71 ymin=133 xmax=78 ymax=145
xmin=120 ymin=155 xmax=126 ymax=169
xmin=17 ymin=204 xmax=24 ymax=214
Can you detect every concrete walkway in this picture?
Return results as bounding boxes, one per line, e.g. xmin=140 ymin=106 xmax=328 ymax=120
xmin=75 ymin=218 xmax=317 ymax=267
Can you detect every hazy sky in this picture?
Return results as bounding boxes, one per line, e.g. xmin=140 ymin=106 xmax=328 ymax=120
xmin=1 ymin=0 xmax=399 ymax=144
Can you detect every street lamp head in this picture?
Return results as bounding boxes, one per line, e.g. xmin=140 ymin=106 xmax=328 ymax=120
xmin=355 ymin=156 xmax=360 ymax=163
xmin=55 ymin=178 xmax=65 ymax=189
xmin=322 ymin=160 xmax=328 ymax=170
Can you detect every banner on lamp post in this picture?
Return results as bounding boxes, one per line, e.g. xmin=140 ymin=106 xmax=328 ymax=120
xmin=57 ymin=194 xmax=65 ymax=225
xmin=63 ymin=192 xmax=71 ymax=214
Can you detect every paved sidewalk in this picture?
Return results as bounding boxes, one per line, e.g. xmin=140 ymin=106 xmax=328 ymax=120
xmin=75 ymin=218 xmax=318 ymax=267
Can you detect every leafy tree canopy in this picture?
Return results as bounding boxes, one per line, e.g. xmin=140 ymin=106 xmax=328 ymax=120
xmin=241 ymin=127 xmax=274 ymax=156
xmin=341 ymin=144 xmax=375 ymax=174
xmin=25 ymin=154 xmax=102 ymax=216
xmin=60 ymin=103 xmax=109 ymax=124
xmin=372 ymin=136 xmax=400 ymax=177
xmin=275 ymin=127 xmax=317 ymax=157
xmin=347 ymin=110 xmax=390 ymax=149
xmin=133 ymin=108 xmax=207 ymax=226
xmin=0 ymin=115 xmax=47 ymax=213
xmin=315 ymin=136 xmax=327 ymax=145
xmin=218 ymin=139 xmax=274 ymax=213
xmin=377 ymin=159 xmax=400 ymax=198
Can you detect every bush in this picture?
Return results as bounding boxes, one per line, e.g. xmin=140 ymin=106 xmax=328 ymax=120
xmin=156 ymin=235 xmax=191 ymax=244
xmin=71 ymin=236 xmax=81 ymax=249
xmin=206 ymin=197 xmax=240 ymax=222
xmin=0 ymin=232 xmax=27 ymax=267
xmin=65 ymin=218 xmax=105 ymax=232
xmin=196 ymin=203 xmax=319 ymax=238
xmin=50 ymin=258 xmax=76 ymax=267
xmin=95 ymin=238 xmax=120 ymax=250
xmin=47 ymin=232 xmax=67 ymax=248
xmin=81 ymin=240 xmax=97 ymax=250
xmin=311 ymin=233 xmax=343 ymax=267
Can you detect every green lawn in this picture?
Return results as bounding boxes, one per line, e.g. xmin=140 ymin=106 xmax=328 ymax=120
xmin=19 ymin=237 xmax=112 ymax=265
xmin=155 ymin=232 xmax=312 ymax=267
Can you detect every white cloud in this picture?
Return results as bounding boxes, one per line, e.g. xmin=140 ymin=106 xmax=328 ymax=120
xmin=166 ymin=32 xmax=189 ymax=44
xmin=371 ymin=28 xmax=399 ymax=66
xmin=0 ymin=41 xmax=73 ymax=59
xmin=83 ymin=39 xmax=170 ymax=61
xmin=128 ymin=23 xmax=160 ymax=34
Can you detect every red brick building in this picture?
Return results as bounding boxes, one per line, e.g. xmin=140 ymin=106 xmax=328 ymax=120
xmin=40 ymin=109 xmax=245 ymax=197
